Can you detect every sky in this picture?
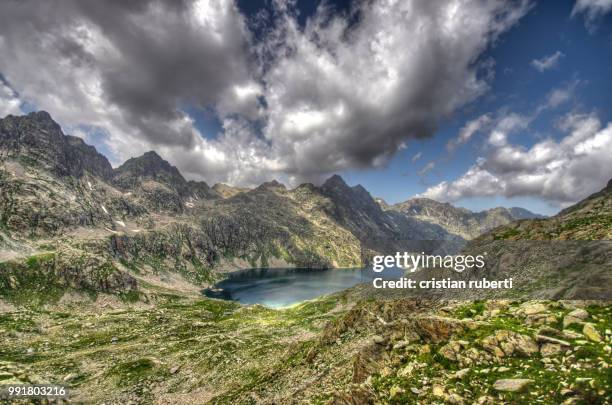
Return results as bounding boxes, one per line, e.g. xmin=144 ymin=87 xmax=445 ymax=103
xmin=0 ymin=0 xmax=611 ymax=215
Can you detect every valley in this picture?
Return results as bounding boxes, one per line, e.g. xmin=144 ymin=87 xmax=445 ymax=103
xmin=0 ymin=111 xmax=610 ymax=404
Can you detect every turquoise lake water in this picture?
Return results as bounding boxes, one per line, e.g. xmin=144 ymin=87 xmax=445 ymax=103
xmin=203 ymin=267 xmax=404 ymax=308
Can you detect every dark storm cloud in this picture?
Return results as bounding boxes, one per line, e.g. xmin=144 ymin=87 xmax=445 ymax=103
xmin=0 ymin=0 xmax=532 ymax=186
xmin=0 ymin=0 xmax=258 ymax=148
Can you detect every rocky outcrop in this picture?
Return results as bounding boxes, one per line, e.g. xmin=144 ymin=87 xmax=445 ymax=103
xmin=0 ymin=250 xmax=137 ymax=306
xmin=322 ymin=299 xmax=610 ymax=405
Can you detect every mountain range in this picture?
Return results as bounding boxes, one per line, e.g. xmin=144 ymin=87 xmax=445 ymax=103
xmin=1 ymin=111 xmax=610 ymax=404
xmin=0 ymin=110 xmax=562 ymax=302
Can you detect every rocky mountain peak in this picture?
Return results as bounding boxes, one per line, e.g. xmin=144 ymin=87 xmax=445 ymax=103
xmin=131 ymin=150 xmax=175 ymax=170
xmin=27 ymin=110 xmax=59 ymax=128
xmin=113 ymin=150 xmax=187 ymax=193
xmin=321 ymin=174 xmax=349 ymax=190
xmin=257 ymin=180 xmax=286 ymax=190
xmin=0 ymin=111 xmax=113 ymax=179
xmin=115 ymin=151 xmax=183 ymax=179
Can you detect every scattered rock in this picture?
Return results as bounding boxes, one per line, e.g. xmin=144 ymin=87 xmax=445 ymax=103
xmin=432 ymin=384 xmax=445 ymax=397
xmin=63 ymin=373 xmax=78 ymax=382
xmin=540 ymin=343 xmax=562 ymax=357
xmin=481 ymin=330 xmax=538 ymax=358
xmin=525 ymin=313 xmax=557 ymax=326
xmin=170 ymin=366 xmax=180 ymax=374
xmin=520 ymin=302 xmax=547 ymax=315
xmin=561 ymin=330 xmax=583 ymax=340
xmin=567 ymin=308 xmax=589 ymax=320
xmin=412 ymin=316 xmax=466 ymax=343
xmin=458 ymin=347 xmax=492 ymax=367
xmin=537 ymin=326 xmax=563 ymax=337
xmin=493 ymin=378 xmax=533 ymax=392
xmin=398 ymin=362 xmax=416 ymax=377
xmin=372 ymin=335 xmax=385 ymax=345
xmin=448 ymin=393 xmax=465 ymax=405
xmin=563 ymin=310 xmax=588 ymax=328
xmin=536 ymin=335 xmax=571 ymax=346
xmin=439 ymin=341 xmax=462 ymax=361
xmin=454 ymin=368 xmax=469 ymax=379
xmin=583 ymin=323 xmax=602 ymax=342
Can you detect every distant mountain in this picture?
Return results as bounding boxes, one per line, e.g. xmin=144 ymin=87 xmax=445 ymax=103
xmin=388 ymin=197 xmax=544 ymax=240
xmin=212 ymin=183 xmax=250 ymax=198
xmin=188 ymin=180 xmax=221 ymax=200
xmin=478 ymin=178 xmax=612 ymax=241
xmin=454 ymin=180 xmax=612 ymax=299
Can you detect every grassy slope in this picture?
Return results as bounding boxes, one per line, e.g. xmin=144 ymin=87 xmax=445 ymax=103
xmin=0 ymin=293 xmax=349 ymax=404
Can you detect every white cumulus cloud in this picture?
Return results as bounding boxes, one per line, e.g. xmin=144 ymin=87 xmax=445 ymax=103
xmin=572 ymin=0 xmax=612 ymax=30
xmin=531 ymin=51 xmax=564 ymax=72
xmin=419 ymin=112 xmax=612 ymax=206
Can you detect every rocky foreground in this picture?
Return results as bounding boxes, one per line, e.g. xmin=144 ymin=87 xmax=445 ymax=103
xmin=1 ymin=293 xmax=610 ymax=404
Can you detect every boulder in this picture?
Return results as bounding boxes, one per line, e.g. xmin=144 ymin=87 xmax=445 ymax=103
xmin=567 ymin=308 xmax=589 ymax=320
xmin=481 ymin=330 xmax=538 ymax=357
xmin=448 ymin=393 xmax=465 ymax=405
xmin=583 ymin=323 xmax=602 ymax=342
xmin=540 ymin=343 xmax=562 ymax=357
xmin=432 ymin=384 xmax=445 ymax=398
xmin=519 ymin=302 xmax=547 ymax=315
xmin=535 ymin=335 xmax=571 ymax=346
xmin=493 ymin=378 xmax=533 ymax=392
xmin=563 ymin=309 xmax=589 ymax=328
xmin=439 ymin=341 xmax=462 ymax=361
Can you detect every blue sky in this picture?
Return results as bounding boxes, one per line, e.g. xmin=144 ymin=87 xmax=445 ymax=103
xmin=1 ymin=0 xmax=611 ymax=216
xmin=339 ymin=0 xmax=612 ymax=214
xmin=199 ymin=0 xmax=612 ymax=215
